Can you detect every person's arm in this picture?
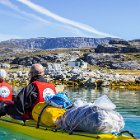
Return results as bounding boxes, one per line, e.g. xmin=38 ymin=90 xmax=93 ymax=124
xmin=12 ymin=88 xmax=17 ymax=101
xmin=6 ymin=83 xmax=38 ymax=116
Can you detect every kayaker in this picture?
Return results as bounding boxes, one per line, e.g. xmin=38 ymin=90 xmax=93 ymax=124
xmin=0 ymin=69 xmax=13 ymax=116
xmin=0 ymin=63 xmax=56 ymax=119
xmin=0 ymin=69 xmax=13 ymax=103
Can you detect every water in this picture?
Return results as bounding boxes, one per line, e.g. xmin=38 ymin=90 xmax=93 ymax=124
xmin=0 ymin=87 xmax=140 ymax=139
xmin=0 ymin=127 xmax=37 ymax=140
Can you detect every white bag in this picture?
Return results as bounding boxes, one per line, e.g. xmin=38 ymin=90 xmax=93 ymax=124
xmin=74 ymin=98 xmax=93 ymax=107
xmin=93 ymin=95 xmax=116 ymax=110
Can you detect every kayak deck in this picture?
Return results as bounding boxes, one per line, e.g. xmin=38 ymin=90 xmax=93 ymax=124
xmin=0 ymin=116 xmax=135 ymax=140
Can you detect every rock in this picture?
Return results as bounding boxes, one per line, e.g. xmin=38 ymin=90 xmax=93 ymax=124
xmin=109 ymin=40 xmax=130 ymax=45
xmin=82 ymin=52 xmax=140 ymax=70
xmin=16 ymin=71 xmax=23 ymax=77
xmin=135 ymin=76 xmax=140 ymax=83
xmin=12 ymin=73 xmax=18 ymax=79
xmin=0 ymin=63 xmax=10 ymax=68
xmin=84 ymin=78 xmax=96 ymax=87
xmin=70 ymin=74 xmax=80 ymax=81
xmin=112 ymin=61 xmax=140 ymax=70
xmin=95 ymin=79 xmax=103 ymax=87
xmin=54 ymin=74 xmax=66 ymax=80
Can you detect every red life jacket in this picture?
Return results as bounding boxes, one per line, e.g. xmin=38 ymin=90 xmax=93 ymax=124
xmin=32 ymin=81 xmax=56 ymax=105
xmin=18 ymin=81 xmax=56 ymax=120
xmin=0 ymin=81 xmax=12 ymax=103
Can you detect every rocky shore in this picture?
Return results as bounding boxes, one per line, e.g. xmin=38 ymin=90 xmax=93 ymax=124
xmin=4 ymin=67 xmax=140 ymax=90
xmin=0 ymin=39 xmax=139 ymax=89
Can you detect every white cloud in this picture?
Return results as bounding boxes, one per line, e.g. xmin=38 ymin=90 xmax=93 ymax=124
xmin=0 ymin=0 xmax=50 ymax=24
xmin=0 ymin=0 xmax=85 ymax=37
xmin=0 ymin=0 xmax=18 ymax=9
xmin=17 ymin=0 xmax=119 ymax=38
xmin=0 ymin=0 xmax=90 ymax=37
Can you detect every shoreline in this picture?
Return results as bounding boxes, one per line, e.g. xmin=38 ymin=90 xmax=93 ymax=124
xmin=5 ymin=68 xmax=140 ymax=90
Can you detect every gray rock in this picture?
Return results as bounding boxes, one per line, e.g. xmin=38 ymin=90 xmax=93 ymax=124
xmin=70 ymin=74 xmax=80 ymax=81
xmin=135 ymin=76 xmax=140 ymax=83
xmin=112 ymin=61 xmax=140 ymax=70
xmin=0 ymin=63 xmax=10 ymax=68
xmin=84 ymin=78 xmax=96 ymax=87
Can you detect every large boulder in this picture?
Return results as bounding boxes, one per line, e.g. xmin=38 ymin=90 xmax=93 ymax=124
xmin=112 ymin=61 xmax=140 ymax=70
xmin=0 ymin=63 xmax=10 ymax=68
xmin=135 ymin=76 xmax=140 ymax=83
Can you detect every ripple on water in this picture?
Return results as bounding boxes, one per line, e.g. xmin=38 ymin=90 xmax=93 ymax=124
xmin=0 ymin=127 xmax=37 ymax=140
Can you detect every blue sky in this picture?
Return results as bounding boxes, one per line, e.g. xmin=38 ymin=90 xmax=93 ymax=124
xmin=0 ymin=0 xmax=139 ymax=41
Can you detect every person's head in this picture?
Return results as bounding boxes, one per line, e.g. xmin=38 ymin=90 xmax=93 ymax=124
xmin=29 ymin=63 xmax=45 ymax=78
xmin=0 ymin=69 xmax=7 ymax=82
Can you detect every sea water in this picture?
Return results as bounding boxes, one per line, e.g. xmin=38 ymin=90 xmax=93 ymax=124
xmin=0 ymin=87 xmax=140 ymax=139
xmin=0 ymin=127 xmax=37 ymax=140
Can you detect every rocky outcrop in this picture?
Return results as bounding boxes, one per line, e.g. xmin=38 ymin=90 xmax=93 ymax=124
xmin=82 ymin=53 xmax=140 ymax=70
xmin=112 ymin=61 xmax=140 ymax=70
xmin=109 ymin=40 xmax=130 ymax=45
xmin=11 ymin=54 xmax=66 ymax=66
xmin=95 ymin=40 xmax=140 ymax=53
xmin=129 ymin=39 xmax=140 ymax=47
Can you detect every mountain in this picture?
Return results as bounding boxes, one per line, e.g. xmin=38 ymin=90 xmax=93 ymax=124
xmin=0 ymin=37 xmax=114 ymax=50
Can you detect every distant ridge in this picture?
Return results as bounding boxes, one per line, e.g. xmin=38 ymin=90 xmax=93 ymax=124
xmin=0 ymin=37 xmax=116 ymax=50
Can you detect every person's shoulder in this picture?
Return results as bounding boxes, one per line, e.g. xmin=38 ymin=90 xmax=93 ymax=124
xmin=1 ymin=81 xmax=12 ymax=87
xmin=46 ymin=82 xmax=55 ymax=87
xmin=37 ymin=76 xmax=47 ymax=83
xmin=22 ymin=82 xmax=36 ymax=90
xmin=28 ymin=82 xmax=37 ymax=87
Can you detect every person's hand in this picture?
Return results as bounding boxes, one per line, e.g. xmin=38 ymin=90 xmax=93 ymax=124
xmin=0 ymin=101 xmax=7 ymax=116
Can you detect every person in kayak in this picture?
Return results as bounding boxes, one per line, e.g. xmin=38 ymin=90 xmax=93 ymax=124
xmin=0 ymin=69 xmax=13 ymax=116
xmin=0 ymin=63 xmax=56 ymax=119
xmin=0 ymin=69 xmax=13 ymax=103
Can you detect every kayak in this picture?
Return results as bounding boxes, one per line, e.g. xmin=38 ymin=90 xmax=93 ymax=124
xmin=0 ymin=116 xmax=135 ymax=140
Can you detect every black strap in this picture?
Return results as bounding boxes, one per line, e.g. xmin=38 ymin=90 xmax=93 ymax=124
xmin=36 ymin=104 xmax=48 ymax=128
xmin=119 ymin=130 xmax=136 ymax=139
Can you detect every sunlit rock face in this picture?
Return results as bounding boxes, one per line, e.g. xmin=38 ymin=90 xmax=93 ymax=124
xmin=0 ymin=37 xmax=113 ymax=50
